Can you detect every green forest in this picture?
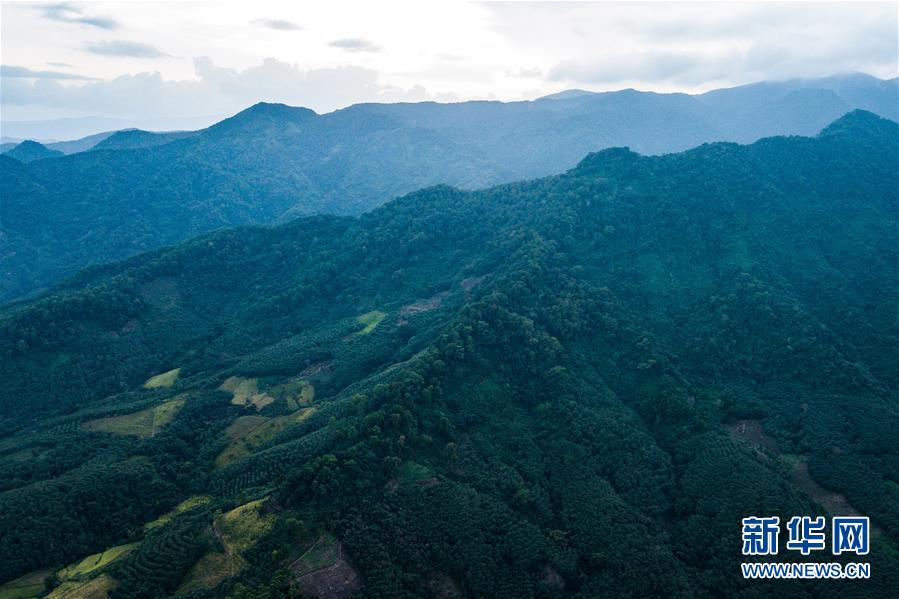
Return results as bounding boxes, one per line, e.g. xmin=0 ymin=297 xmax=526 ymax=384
xmin=1 ymin=73 xmax=896 ymax=304
xmin=0 ymin=110 xmax=897 ymax=598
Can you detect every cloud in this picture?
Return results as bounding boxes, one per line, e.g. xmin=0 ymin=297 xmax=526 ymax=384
xmin=47 ymin=62 xmax=74 ymax=68
xmin=40 ymin=2 xmax=118 ymax=29
xmin=329 ymin=38 xmax=380 ymax=53
xmin=486 ymin=2 xmax=898 ymax=90
xmin=1 ymin=57 xmax=433 ymax=118
xmin=549 ymin=50 xmax=735 ymax=87
xmin=83 ymin=40 xmax=169 ymax=58
xmin=1 ymin=65 xmax=98 ymax=80
xmin=548 ymin=15 xmax=898 ymax=89
xmin=252 ymin=19 xmax=302 ymax=31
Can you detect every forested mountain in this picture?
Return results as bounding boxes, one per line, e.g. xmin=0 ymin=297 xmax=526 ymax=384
xmin=2 ymin=140 xmax=64 ymax=163
xmin=88 ymin=129 xmax=198 ymax=152
xmin=0 ymin=111 xmax=896 ymax=598
xmin=1 ymin=73 xmax=896 ymax=303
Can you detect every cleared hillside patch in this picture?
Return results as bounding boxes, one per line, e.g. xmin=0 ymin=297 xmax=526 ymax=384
xmin=143 ymin=368 xmax=180 ymax=389
xmin=0 ymin=568 xmax=54 ymax=599
xmin=176 ymin=551 xmax=245 ymax=594
xmin=176 ymin=498 xmax=275 ymax=592
xmin=219 ymin=376 xmax=274 ymax=410
xmin=81 ymin=397 xmax=185 ymax=438
xmin=57 ymin=543 xmax=139 ymax=580
xmin=292 ymin=536 xmax=362 ymax=599
xmin=217 ymin=499 xmax=276 ymax=554
xmin=291 ymin=532 xmax=340 ymax=576
xmin=270 ymin=379 xmax=315 ymax=411
xmin=215 ymin=409 xmax=316 ymax=469
xmin=144 ymin=495 xmax=212 ymax=531
xmin=355 ymin=311 xmax=386 ymax=335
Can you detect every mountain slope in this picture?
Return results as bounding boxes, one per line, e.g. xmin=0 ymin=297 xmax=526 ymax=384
xmin=88 ymin=129 xmax=198 ymax=152
xmin=2 ymin=74 xmax=897 ymax=303
xmin=0 ymin=112 xmax=897 ymax=597
xmin=47 ymin=130 xmax=119 ymax=154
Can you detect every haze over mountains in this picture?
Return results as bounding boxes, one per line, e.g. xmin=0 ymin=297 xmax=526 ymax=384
xmin=1 ymin=73 xmax=896 ymax=304
xmin=0 ymin=110 xmax=896 ymax=597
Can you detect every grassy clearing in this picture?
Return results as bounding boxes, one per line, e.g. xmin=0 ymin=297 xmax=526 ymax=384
xmin=46 ymin=574 xmax=117 ymax=599
xmin=218 ymin=499 xmax=276 ymax=554
xmin=81 ymin=397 xmax=185 ymax=438
xmin=57 ymin=543 xmax=139 ymax=580
xmin=215 ymin=408 xmax=316 ymax=469
xmin=356 ymin=310 xmax=386 ymax=335
xmin=143 ymin=368 xmax=180 ymax=389
xmin=219 ymin=376 xmax=273 ymax=410
xmin=176 ymin=551 xmax=245 ymax=594
xmin=144 ymin=495 xmax=212 ymax=531
xmin=292 ymin=532 xmax=340 ymax=576
xmin=0 ymin=568 xmax=53 ymax=599
xmin=223 ymin=416 xmax=269 ymax=441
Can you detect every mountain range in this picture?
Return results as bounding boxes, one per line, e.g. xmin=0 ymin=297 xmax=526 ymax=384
xmin=0 ymin=110 xmax=896 ymax=598
xmin=1 ymin=73 xmax=897 ymax=303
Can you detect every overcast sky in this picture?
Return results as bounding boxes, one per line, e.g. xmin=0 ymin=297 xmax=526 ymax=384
xmin=1 ymin=1 xmax=897 ymax=127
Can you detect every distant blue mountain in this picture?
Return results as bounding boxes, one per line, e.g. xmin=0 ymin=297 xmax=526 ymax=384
xmin=2 ymin=140 xmax=64 ymax=163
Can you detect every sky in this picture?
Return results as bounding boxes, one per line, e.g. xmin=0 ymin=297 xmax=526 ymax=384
xmin=1 ymin=0 xmax=897 ymax=132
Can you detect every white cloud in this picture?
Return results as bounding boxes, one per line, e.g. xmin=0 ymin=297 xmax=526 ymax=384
xmin=39 ymin=2 xmax=118 ymax=29
xmin=1 ymin=64 xmax=98 ymax=80
xmin=1 ymin=56 xmax=433 ymax=118
xmin=329 ymin=38 xmax=381 ymax=53
xmin=485 ymin=2 xmax=898 ymax=90
xmin=83 ymin=40 xmax=169 ymax=58
xmin=252 ymin=19 xmax=302 ymax=31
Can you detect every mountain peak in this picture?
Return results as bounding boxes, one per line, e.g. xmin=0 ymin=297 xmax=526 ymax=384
xmin=206 ymin=102 xmax=317 ymax=135
xmin=572 ymin=146 xmax=641 ymax=176
xmin=3 ymin=139 xmax=64 ymax=163
xmin=819 ymin=109 xmax=898 ymax=138
xmin=235 ymin=101 xmax=316 ymax=121
xmin=538 ymin=89 xmax=596 ymax=101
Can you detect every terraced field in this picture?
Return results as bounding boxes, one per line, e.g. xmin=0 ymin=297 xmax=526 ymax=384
xmin=46 ymin=574 xmax=117 ymax=599
xmin=176 ymin=551 xmax=245 ymax=594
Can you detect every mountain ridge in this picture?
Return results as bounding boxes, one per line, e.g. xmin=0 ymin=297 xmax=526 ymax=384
xmin=1 ymin=74 xmax=896 ymax=304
